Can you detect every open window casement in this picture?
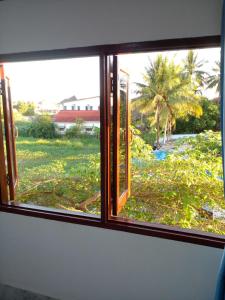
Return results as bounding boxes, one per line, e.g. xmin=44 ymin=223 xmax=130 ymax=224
xmin=221 ymin=0 xmax=225 ymax=198
xmin=0 ymin=65 xmax=18 ymax=203
xmin=109 ymin=55 xmax=131 ymax=215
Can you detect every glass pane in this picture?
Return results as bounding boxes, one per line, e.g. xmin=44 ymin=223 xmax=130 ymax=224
xmin=119 ymin=75 xmax=128 ymax=196
xmin=4 ymin=57 xmax=101 ymax=217
xmin=116 ymin=48 xmax=225 ymax=236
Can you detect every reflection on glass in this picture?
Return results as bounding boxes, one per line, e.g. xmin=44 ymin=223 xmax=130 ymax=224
xmin=119 ymin=76 xmax=128 ymax=196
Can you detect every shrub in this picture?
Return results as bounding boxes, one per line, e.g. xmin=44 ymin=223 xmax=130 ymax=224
xmin=25 ymin=115 xmax=59 ymax=139
xmin=175 ymin=99 xmax=220 ymax=134
xmin=131 ymin=127 xmax=153 ymax=159
xmin=65 ymin=119 xmax=84 ymax=138
xmin=15 ymin=121 xmax=30 ymax=137
xmin=93 ymin=126 xmax=100 ymax=138
xmin=141 ymin=130 xmax=157 ymax=147
xmin=184 ymin=130 xmax=222 ymax=156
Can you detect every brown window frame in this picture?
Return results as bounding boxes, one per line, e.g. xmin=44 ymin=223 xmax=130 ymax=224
xmin=0 ymin=35 xmax=224 ymax=249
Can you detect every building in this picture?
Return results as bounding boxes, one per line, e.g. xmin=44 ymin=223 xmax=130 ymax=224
xmin=58 ymin=95 xmax=100 ymax=111
xmin=54 ymin=96 xmax=100 ymax=133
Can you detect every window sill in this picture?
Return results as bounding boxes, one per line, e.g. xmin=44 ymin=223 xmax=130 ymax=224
xmin=0 ymin=203 xmax=224 ymax=249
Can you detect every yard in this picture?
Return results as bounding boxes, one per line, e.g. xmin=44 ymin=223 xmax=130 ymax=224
xmin=16 ymin=136 xmax=101 ymax=215
xmin=15 ymin=131 xmax=225 ymax=235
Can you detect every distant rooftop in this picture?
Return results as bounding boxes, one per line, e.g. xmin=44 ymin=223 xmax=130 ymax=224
xmin=58 ymin=96 xmax=99 ymax=105
xmin=54 ymin=110 xmax=100 ymax=123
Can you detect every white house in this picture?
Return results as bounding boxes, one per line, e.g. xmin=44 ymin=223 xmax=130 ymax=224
xmin=59 ymin=95 xmax=100 ymax=111
xmin=54 ymin=95 xmax=100 ymax=132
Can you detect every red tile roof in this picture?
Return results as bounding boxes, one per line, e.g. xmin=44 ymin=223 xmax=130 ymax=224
xmin=54 ymin=110 xmax=100 ymax=123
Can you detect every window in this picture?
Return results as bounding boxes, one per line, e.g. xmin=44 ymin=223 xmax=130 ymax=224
xmin=85 ymin=104 xmax=92 ymax=110
xmin=59 ymin=125 xmax=66 ymax=132
xmin=72 ymin=105 xmax=75 ymax=110
xmin=0 ymin=36 xmax=224 ymax=248
xmin=63 ymin=105 xmax=67 ymax=110
xmin=85 ymin=128 xmax=93 ymax=132
xmin=110 ymin=48 xmax=224 ymax=236
xmin=0 ymin=56 xmax=101 ymax=217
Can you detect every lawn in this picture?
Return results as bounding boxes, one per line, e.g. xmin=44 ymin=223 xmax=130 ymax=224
xmin=15 ymin=132 xmax=225 ymax=234
xmin=16 ymin=136 xmax=101 ymax=214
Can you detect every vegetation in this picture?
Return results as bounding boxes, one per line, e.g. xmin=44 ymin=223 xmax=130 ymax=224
xmin=183 ymin=49 xmax=208 ymax=90
xmin=120 ymin=131 xmax=224 ymax=234
xmin=175 ymin=98 xmax=220 ymax=133
xmin=206 ymin=61 xmax=220 ymax=94
xmin=133 ymin=52 xmax=203 ymax=148
xmin=16 ymin=136 xmax=101 ymax=214
xmin=16 ymin=115 xmax=59 ymax=139
xmin=15 ymin=131 xmax=225 ymax=234
xmin=65 ymin=118 xmax=85 ymax=138
xmin=14 ymin=101 xmax=36 ymax=116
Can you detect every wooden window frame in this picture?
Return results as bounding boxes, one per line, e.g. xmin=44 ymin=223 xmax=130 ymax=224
xmin=0 ymin=35 xmax=224 ymax=249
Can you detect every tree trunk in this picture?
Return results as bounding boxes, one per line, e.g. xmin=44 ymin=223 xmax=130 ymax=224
xmin=156 ymin=106 xmax=160 ymax=149
xmin=163 ymin=117 xmax=168 ymax=144
xmin=168 ymin=119 xmax=172 ymax=141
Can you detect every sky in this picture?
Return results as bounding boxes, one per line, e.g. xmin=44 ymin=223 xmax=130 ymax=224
xmin=119 ymin=47 xmax=221 ymax=99
xmin=4 ymin=57 xmax=100 ymax=108
xmin=4 ymin=47 xmax=220 ymax=108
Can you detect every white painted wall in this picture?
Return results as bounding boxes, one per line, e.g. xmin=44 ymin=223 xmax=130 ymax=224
xmin=56 ymin=121 xmax=100 ymax=130
xmin=0 ymin=0 xmax=222 ymax=54
xmin=0 ymin=1 xmax=223 ymax=299
xmin=0 ymin=212 xmax=223 ymax=300
xmin=61 ymin=98 xmax=100 ymax=111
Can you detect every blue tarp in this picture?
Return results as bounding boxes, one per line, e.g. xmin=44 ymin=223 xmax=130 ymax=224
xmin=153 ymin=150 xmax=168 ymax=161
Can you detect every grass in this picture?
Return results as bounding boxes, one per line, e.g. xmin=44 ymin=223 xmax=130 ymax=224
xmin=16 ymin=136 xmax=101 ymax=214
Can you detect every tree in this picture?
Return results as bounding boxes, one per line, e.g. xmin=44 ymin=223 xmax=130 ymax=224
xmin=175 ymin=98 xmax=220 ymax=134
xmin=133 ymin=55 xmax=202 ymax=148
xmin=183 ymin=50 xmax=208 ymax=91
xmin=15 ymin=101 xmax=35 ymax=116
xmin=206 ymin=61 xmax=220 ymax=94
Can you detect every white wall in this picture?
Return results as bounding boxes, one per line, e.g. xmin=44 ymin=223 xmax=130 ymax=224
xmin=61 ymin=98 xmax=100 ymax=111
xmin=56 ymin=121 xmax=100 ymax=128
xmin=0 ymin=0 xmax=222 ymax=54
xmin=0 ymin=212 xmax=223 ymax=300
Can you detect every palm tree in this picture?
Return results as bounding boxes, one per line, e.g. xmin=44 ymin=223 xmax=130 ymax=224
xmin=133 ymin=55 xmax=202 ymax=148
xmin=183 ymin=50 xmax=208 ymax=91
xmin=206 ymin=61 xmax=220 ymax=94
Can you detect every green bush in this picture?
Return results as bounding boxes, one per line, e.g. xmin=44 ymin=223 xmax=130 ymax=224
xmin=175 ymin=99 xmax=220 ymax=134
xmin=24 ymin=115 xmax=59 ymax=139
xmin=141 ymin=130 xmax=157 ymax=147
xmin=65 ymin=119 xmax=84 ymax=138
xmin=15 ymin=120 xmax=31 ymax=137
xmin=182 ymin=130 xmax=222 ymax=156
xmin=131 ymin=127 xmax=153 ymax=159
